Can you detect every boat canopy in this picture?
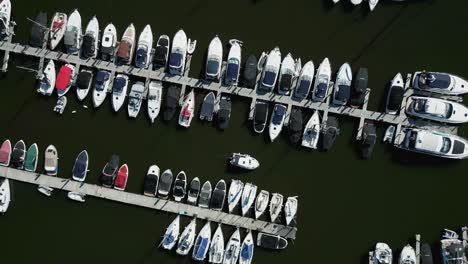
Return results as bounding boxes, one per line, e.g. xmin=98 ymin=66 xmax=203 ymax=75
xmin=387 ymin=86 xmax=404 ymax=112
xmin=135 ymin=48 xmax=148 ymax=64
xmin=272 ymin=105 xmax=286 ymax=125
xmin=169 ymin=52 xmax=183 ymax=68
xmin=336 ymin=84 xmax=351 ymax=101
xmin=262 ymin=71 xmax=277 ymax=87
xmin=117 ymin=41 xmax=131 ymax=60
xmin=295 ymin=79 xmax=312 ymax=98
xmin=144 ymin=173 xmax=158 ymax=194
xmin=95 ymin=71 xmax=110 ymax=91
xmin=76 ymin=71 xmax=92 ymax=90
xmin=315 ymin=83 xmax=328 ymax=99
xmin=413 ymin=99 xmax=452 ymax=118
xmin=279 ymin=73 xmax=293 ymax=92
xmin=82 ymin=34 xmax=96 ymax=57
xmin=113 ymin=77 xmax=126 ymax=93
xmin=64 ymin=28 xmax=78 ymax=46
xmin=418 ymin=72 xmax=451 ymax=89
xmin=226 ymin=59 xmax=240 ymax=82
xmin=254 ymin=103 xmax=268 ymax=123
xmin=240 ymin=244 xmax=253 ymax=259
xmin=154 ymin=46 xmax=168 ymax=64
xmin=56 ymin=65 xmax=73 ymax=90
xmin=207 ymin=59 xmax=220 ymax=75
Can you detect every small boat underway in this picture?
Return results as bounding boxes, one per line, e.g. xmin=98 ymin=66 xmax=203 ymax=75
xmin=406 ymin=96 xmax=468 ymax=124
xmin=117 ymin=24 xmax=136 ymax=65
xmin=374 ymin=243 xmax=392 ymax=264
xmin=192 ymin=221 xmax=212 ymax=261
xmin=49 ymin=12 xmax=67 ymax=50
xmin=399 ymin=244 xmax=416 ymax=264
xmin=225 ymin=40 xmax=242 ymax=86
xmin=93 ymin=70 xmax=111 ymax=108
xmin=269 ymin=104 xmax=287 ymax=142
xmin=11 ymin=140 xmax=26 ymax=169
xmin=44 ymin=145 xmax=58 ymax=176
xmin=173 ymin=171 xmax=187 ymax=202
xmin=0 ymin=178 xmax=11 ymax=214
xmin=217 ymin=96 xmax=232 ymax=130
xmin=24 ymin=143 xmax=39 ymax=172
xmin=361 ymin=122 xmax=377 ymax=160
xmin=153 ymin=35 xmax=170 ymax=69
xmin=412 ymin=71 xmax=468 ymax=95
xmin=256 ymin=233 xmax=288 ymax=250
xmin=158 ymin=169 xmax=174 ymax=198
xmin=198 ymin=181 xmax=212 ymax=208
xmin=321 ymin=116 xmax=340 ymax=151
xmin=38 ymin=60 xmax=56 ymax=96
xmin=301 ymin=111 xmax=321 ymax=149
xmin=178 ymin=89 xmax=195 ymax=128
xmin=127 ymin=82 xmax=145 ymax=118
xmin=75 ymin=69 xmax=93 ymax=101
xmin=135 ymin=24 xmax=153 ymax=69
xmin=187 ymin=177 xmax=201 ymax=205
xmin=56 ymin=64 xmax=75 ymax=96
xmin=210 ymin=179 xmax=226 ymax=211
xmin=292 ymin=60 xmax=314 ymax=101
xmin=169 ymin=29 xmax=188 ymax=75
xmin=254 ymin=190 xmax=269 ymax=219
xmin=209 ymin=224 xmax=225 ymax=264
xmin=100 ymin=23 xmax=117 ymax=61
xmin=176 ymin=218 xmax=197 ymax=256
xmin=284 ymin=196 xmax=298 ymax=226
xmin=72 ymin=150 xmax=89 ymax=182
xmin=229 ymin=153 xmax=260 ymax=170
xmin=147 ymin=81 xmax=163 ymax=123
xmin=277 ymin=53 xmax=295 ymax=95
xmin=312 ymin=58 xmax=332 ymax=102
xmin=332 ymin=62 xmax=352 ymax=106
xmin=239 ymin=231 xmax=254 ymax=264
xmin=163 ymin=85 xmax=181 ymax=121
xmin=223 ymin=229 xmax=241 ymax=264
xmin=242 ymin=54 xmax=258 ymax=88
xmin=253 ymin=101 xmax=269 ymax=134
xmin=386 ymin=73 xmax=405 ymax=114
xmin=160 ymin=215 xmax=180 ymax=250
xmin=259 ymin=47 xmax=281 ymax=92
xmin=206 ymin=36 xmax=223 ymax=81
xmin=227 ymin=180 xmax=244 ymax=213
xmin=114 ymin=164 xmax=129 ymax=191
xmin=269 ymin=193 xmax=283 ymax=223
xmin=64 ymin=9 xmax=82 ymax=55
xmin=144 ymin=165 xmax=160 ymax=197
xmin=241 ymin=183 xmax=257 ymax=216
xmin=100 ymin=154 xmax=120 ymax=188
xmin=200 ymin=92 xmax=216 ymax=122
xmin=111 ymin=74 xmax=129 ymax=112
xmin=82 ymin=16 xmax=99 ymax=59
xmin=0 ymin=139 xmax=12 ymax=167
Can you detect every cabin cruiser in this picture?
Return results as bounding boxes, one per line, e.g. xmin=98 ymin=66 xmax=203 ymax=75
xmin=198 ymin=181 xmax=212 ymax=208
xmin=128 ymin=82 xmax=145 ymax=118
xmin=93 ymin=70 xmax=111 ymax=108
xmin=350 ymin=68 xmax=368 ymax=108
xmin=374 ymin=243 xmax=392 ymax=264
xmin=0 ymin=178 xmax=11 ymax=214
xmin=75 ymin=69 xmax=93 ymax=101
xmin=143 ymin=165 xmax=160 ymax=197
xmin=158 ymin=169 xmax=173 ymax=198
xmin=153 ymin=35 xmax=170 ymax=69
xmin=111 ymin=74 xmax=129 ymax=112
xmin=223 ymin=229 xmax=241 ymax=264
xmin=441 ymin=229 xmax=465 ymax=264
xmin=241 ymin=183 xmax=257 ymax=216
xmin=187 ymin=177 xmax=200 ymax=205
xmin=160 ymin=215 xmax=180 ymax=250
xmin=288 ymin=109 xmax=303 ymax=144
xmin=284 ymin=196 xmax=298 ymax=226
xmin=399 ymin=244 xmax=416 ymax=264
xmin=209 ymin=224 xmax=225 ymax=264
xmin=332 ymin=63 xmax=352 ymax=106
xmin=256 ymin=233 xmax=288 ymax=250
xmin=82 ymin=16 xmax=99 ymax=59
xmin=100 ymin=23 xmax=117 ymax=61
xmin=64 ymin=9 xmax=82 ymax=55
xmin=147 ymin=81 xmax=162 ymax=123
xmin=397 ymin=128 xmax=468 ymax=159
xmin=163 ymin=85 xmax=181 ymax=121
xmin=254 ymin=190 xmax=269 ymax=219
xmin=229 ymin=153 xmax=260 ymax=170
xmin=242 ymin=55 xmax=257 ymax=88
xmin=114 ymin=164 xmax=129 ymax=191
xmin=292 ymin=60 xmax=314 ymax=101
xmin=312 ymin=58 xmax=332 ymax=102
xmin=239 ymin=231 xmax=254 ymax=264
xmin=200 ymin=92 xmax=216 ymax=122
xmin=277 ymin=53 xmax=295 ymax=95
xmin=38 ymin=60 xmax=56 ymax=96
xmin=49 ymin=12 xmax=67 ymax=50
xmin=178 ymin=89 xmax=195 ymax=127
xmin=360 ymin=122 xmax=377 ymax=160
xmin=117 ymin=24 xmax=136 ymax=65
xmin=228 ymin=180 xmax=244 ymax=213
xmin=406 ymin=96 xmax=468 ymax=124
xmin=169 ymin=29 xmax=188 ymax=75
xmin=253 ymin=101 xmax=269 ymax=133
xmin=269 ymin=104 xmax=287 ymax=142
xmin=0 ymin=0 xmax=10 ymax=40
xmin=135 ymin=25 xmax=153 ymax=69
xmin=173 ymin=171 xmax=187 ymax=202
xmin=24 ymin=143 xmax=39 ymax=172
xmin=301 ymin=111 xmax=320 ymax=149
xmin=56 ymin=64 xmax=75 ymax=96
xmin=176 ymin=218 xmax=197 ymax=256
xmin=412 ymin=71 xmax=468 ymax=95
xmin=72 ymin=150 xmax=88 ymax=182
xmin=217 ymin=96 xmax=232 ymax=130
xmin=321 ymin=116 xmax=340 ymax=151
xmin=11 ymin=140 xmax=26 ymax=169
xmin=225 ymin=40 xmax=242 ymax=86
xmin=100 ymin=154 xmax=119 ymax=188
xmin=192 ymin=221 xmax=212 ymax=261
xmin=385 ymin=73 xmax=405 ymax=114
xmin=0 ymin=139 xmax=11 ymax=166
xmin=259 ymin=47 xmax=281 ymax=93
xmin=206 ymin=36 xmax=223 ymax=81
xmin=269 ymin=193 xmax=283 ymax=223
xmin=30 ymin=12 xmax=48 ymax=48
xmin=210 ymin=179 xmax=226 ymax=211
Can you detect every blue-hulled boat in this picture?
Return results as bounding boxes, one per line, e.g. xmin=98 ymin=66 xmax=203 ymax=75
xmin=192 ymin=221 xmax=211 ymax=261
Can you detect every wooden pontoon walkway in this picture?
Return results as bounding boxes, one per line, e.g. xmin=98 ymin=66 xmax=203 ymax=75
xmin=0 ymin=166 xmax=297 ymax=239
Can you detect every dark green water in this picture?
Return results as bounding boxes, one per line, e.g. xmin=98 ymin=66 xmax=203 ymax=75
xmin=1 ymin=0 xmax=468 ymax=263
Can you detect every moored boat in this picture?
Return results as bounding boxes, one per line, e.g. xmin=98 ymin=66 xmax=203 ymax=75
xmin=360 ymin=122 xmax=377 ymax=160
xmin=53 ymin=96 xmax=67 ymax=114
xmin=420 ymin=243 xmax=433 ymax=264
xmin=56 ymin=64 xmax=75 ymax=96
xmin=332 ymin=62 xmax=352 ymax=106
xmin=30 ymin=12 xmax=48 ymax=48
xmin=37 ymin=185 xmax=53 ymax=197
xmin=82 ymin=16 xmax=99 ymax=59
xmin=128 ymin=82 xmax=145 ymax=118
xmin=256 ymin=233 xmax=288 ymax=250
xmin=209 ymin=224 xmax=225 ymax=264
xmin=178 ymin=89 xmax=195 ymax=128
xmin=147 ymin=81 xmax=163 ymax=123
xmin=187 ymin=177 xmax=201 ymax=205
xmin=259 ymin=47 xmax=281 ymax=92
xmin=383 ymin=125 xmax=396 ymax=144
xmin=158 ymin=169 xmax=173 ymax=198
xmin=135 ymin=24 xmax=153 ymax=69
xmin=227 ymin=179 xmax=244 ymax=213
xmin=284 ymin=196 xmax=298 ymax=226
xmin=75 ymin=69 xmax=93 ymax=101
xmin=11 ymin=140 xmax=26 ymax=169
xmin=217 ymin=95 xmax=232 ymax=130
xmin=223 ymin=229 xmax=241 ymax=264
xmin=24 ymin=143 xmax=39 ymax=172
xmin=92 ymin=70 xmax=111 ymax=108
xmin=0 ymin=178 xmax=11 ymax=214
xmin=49 ymin=12 xmax=67 ymax=50
xmin=44 ymin=145 xmax=58 ymax=176
xmin=225 ymin=40 xmax=242 ymax=86
xmin=100 ymin=154 xmax=120 ymax=188
xmin=253 ymin=101 xmax=269 ymax=134
xmin=312 ymin=58 xmax=332 ymax=102
xmin=198 ymin=180 xmax=212 ymax=208
xmin=0 ymin=139 xmax=11 ymax=167
xmin=111 ymin=74 xmax=129 ymax=112
xmin=320 ymin=116 xmax=340 ymax=151
xmin=242 ymin=54 xmax=257 ymax=89
xmin=210 ymin=179 xmax=226 ymax=211
xmin=117 ymin=24 xmax=136 ymax=65
xmin=114 ymin=164 xmax=129 ymax=191
xmin=269 ymin=193 xmax=283 ymax=223
xmin=386 ymin=73 xmax=405 ymax=114
xmin=412 ymin=71 xmax=468 ymax=95
xmin=269 ymin=104 xmax=287 ymax=142
xmin=277 ymin=53 xmax=295 ymax=95
xmin=374 ymin=243 xmax=392 ymax=264
xmin=173 ymin=171 xmax=187 ymax=202
xmin=144 ymin=165 xmax=160 ymax=197
xmin=160 ymin=215 xmax=180 ymax=250
xmin=38 ymin=60 xmax=56 ymax=96
xmin=301 ymin=111 xmax=320 ymax=149
xmin=350 ymin=68 xmax=368 ymax=108
xmin=163 ymin=85 xmax=181 ymax=121
xmin=229 ymin=153 xmax=259 ymax=170
xmin=399 ymin=244 xmax=416 ymax=264
xmin=288 ymin=109 xmax=303 ymax=144
xmin=369 ymin=0 xmax=380 ymax=11
xmin=192 ymin=221 xmax=212 ymax=261
xmin=254 ymin=190 xmax=269 ymax=219
xmin=441 ymin=229 xmax=465 ymax=264
xmin=206 ymin=36 xmax=223 ymax=81
xmin=406 ymin=96 xmax=468 ymax=124
xmin=241 ymin=183 xmax=257 ymax=216
xmin=153 ymin=35 xmax=170 ymax=69
xmin=200 ymin=92 xmax=216 ymax=122
xmin=292 ymin=60 xmax=314 ymax=101
xmin=67 ymin=191 xmax=86 ymax=202
xmin=176 ymin=218 xmax=197 ymax=256
xmin=239 ymin=231 xmax=254 ymax=264
xmin=100 ymin=23 xmax=117 ymax=61
xmin=169 ymin=29 xmax=188 ymax=75
xmin=64 ymin=9 xmax=82 ymax=55
xmin=72 ymin=150 xmax=89 ymax=182
xmin=0 ymin=0 xmax=10 ymax=40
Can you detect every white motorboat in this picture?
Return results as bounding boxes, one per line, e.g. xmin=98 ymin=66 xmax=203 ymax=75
xmin=112 ymin=74 xmax=129 ymax=112
xmin=227 ymin=180 xmax=244 ymax=213
xmin=143 ymin=165 xmax=160 ymax=197
xmin=284 ymin=196 xmax=298 ymax=226
xmin=396 ymin=128 xmax=468 ymax=159
xmin=127 ymin=82 xmax=145 ymax=118
xmin=82 ymin=16 xmax=99 ymax=59
xmin=383 ymin=125 xmax=395 ymax=144
xmin=351 ymin=0 xmax=363 ymax=5
xmin=49 ymin=12 xmax=67 ymax=50
xmin=169 ymin=29 xmax=188 ymax=75
xmin=147 ymin=81 xmax=162 ymax=123
xmin=209 ymin=224 xmax=225 ymax=264
xmin=260 ymin=47 xmax=281 ymax=92
xmin=254 ymin=190 xmax=269 ymax=219
xmin=239 ymin=231 xmax=254 ymax=264
xmin=198 ymin=181 xmax=212 ymax=208
xmin=67 ymin=191 xmax=86 ymax=202
xmin=0 ymin=0 xmax=11 ymax=39
xmin=44 ymin=144 xmax=59 ymax=176
xmin=332 ymin=62 xmax=352 ymax=106
xmin=158 ymin=169 xmax=174 ymax=199
xmin=92 ymin=70 xmax=111 ymax=108
xmin=37 ymin=185 xmax=53 ymax=197
xmin=229 ymin=153 xmax=260 ymax=170
xmin=269 ymin=193 xmax=283 ymax=223
xmin=241 ymin=183 xmax=257 ymax=216
xmin=269 ymin=104 xmax=287 ymax=142
xmin=64 ymin=9 xmax=82 ymax=55
xmin=178 ymin=89 xmax=195 ymax=128
xmin=75 ymin=69 xmax=93 ymax=101
xmin=160 ymin=215 xmax=180 ymax=250
xmin=399 ymin=244 xmax=416 ymax=264
xmin=117 ymin=24 xmax=136 ymax=65
xmin=277 ymin=53 xmax=295 ymax=95
xmin=154 ymin=35 xmax=170 ymax=68
xmin=412 ymin=71 xmax=468 ymax=95
xmin=292 ymin=60 xmax=314 ymax=101
xmin=53 ymin=96 xmax=67 ymax=114
xmin=0 ymin=178 xmax=11 ymax=214
xmin=374 ymin=243 xmax=392 ymax=264
xmin=312 ymin=58 xmax=332 ymax=102
xmin=187 ymin=38 xmax=197 ymax=55
xmin=187 ymin=177 xmax=201 ymax=205
xmin=37 ymin=60 xmax=56 ymax=96
xmin=406 ymin=96 xmax=468 ymax=124
xmin=135 ymin=24 xmax=153 ymax=69
xmin=369 ymin=0 xmax=380 ymax=11
xmin=173 ymin=171 xmax=187 ymax=202
xmin=176 ymin=218 xmax=197 ymax=256
xmin=223 ymin=229 xmax=241 ymax=264
xmin=192 ymin=221 xmax=212 ymax=261
xmin=301 ymin=111 xmax=321 ymax=149
xmin=224 ymin=40 xmax=242 ymax=86
xmin=100 ymin=23 xmax=117 ymax=61
xmin=206 ymin=36 xmax=223 ymax=81
xmin=386 ymin=73 xmax=405 ymax=114
xmin=72 ymin=150 xmax=89 ymax=182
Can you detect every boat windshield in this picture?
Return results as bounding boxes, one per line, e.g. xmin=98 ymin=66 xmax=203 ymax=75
xmin=169 ymin=52 xmax=183 ymax=68
xmin=207 ymin=59 xmax=220 ymax=75
xmin=272 ymin=106 xmax=286 ymax=125
xmin=440 ymin=137 xmax=452 ymax=153
xmin=296 ymin=80 xmax=311 ymax=97
xmin=262 ymin=71 xmax=277 ymax=87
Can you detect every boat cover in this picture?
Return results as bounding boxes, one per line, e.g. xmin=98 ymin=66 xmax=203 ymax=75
xmin=418 ymin=72 xmax=451 ymax=89
xmin=254 ymin=103 xmax=268 ymax=123
xmin=279 ymin=73 xmax=293 ymax=92
xmin=76 ymin=71 xmax=92 ymax=90
xmin=262 ymin=71 xmax=277 ymax=87
xmin=272 ymin=105 xmax=286 ymax=125
xmin=217 ymin=97 xmax=232 ymax=129
xmin=163 ymin=86 xmax=180 ymax=120
xmin=321 ymin=116 xmax=339 ymax=151
xmin=144 ymin=173 xmax=158 ymax=194
xmin=200 ymin=93 xmax=215 ymax=119
xmin=135 ymin=48 xmax=148 ymax=66
xmin=154 ymin=46 xmax=168 ymax=66
xmin=117 ymin=41 xmax=131 ymax=61
xmin=95 ymin=71 xmax=110 ymax=91
xmin=335 ymin=84 xmax=351 ymax=102
xmin=315 ymin=83 xmax=328 ymax=99
xmin=243 ymin=55 xmax=257 ymax=88
xmin=420 ymin=243 xmax=433 ymax=264
xmin=159 ymin=172 xmax=173 ymax=194
xmin=169 ymin=53 xmax=183 ymax=68
xmin=206 ymin=59 xmax=220 ymax=75
xmin=210 ymin=181 xmax=226 ymax=210
xmin=30 ymin=12 xmax=47 ymax=47
xmin=240 ymin=244 xmax=253 ymax=259
xmin=0 ymin=145 xmax=10 ymax=164
xmin=193 ymin=237 xmax=209 ymax=258
xmin=226 ymin=60 xmax=240 ymax=83
xmin=387 ymin=86 xmax=404 ymax=112
xmin=295 ymin=79 xmax=311 ymax=99
xmin=56 ymin=65 xmax=73 ymax=90
xmin=354 ymin=68 xmax=368 ymax=94
xmin=289 ymin=109 xmax=303 ymax=133
xmin=257 ymin=233 xmax=288 ymax=250
xmin=114 ymin=166 xmax=128 ymax=188
xmin=188 ymin=180 xmax=200 ymax=198
xmin=72 ymin=152 xmax=87 ymax=180
xmin=113 ymin=77 xmax=126 ymax=93
xmin=102 ymin=155 xmax=119 ymax=177
xmin=82 ymin=34 xmax=95 ymax=57
xmin=11 ymin=149 xmax=24 ymax=168
xmin=64 ymin=29 xmax=77 ymax=46
xmin=44 ymin=148 xmax=57 ymax=169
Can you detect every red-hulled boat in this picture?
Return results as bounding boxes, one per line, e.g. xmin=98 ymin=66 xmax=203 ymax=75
xmin=114 ymin=164 xmax=129 ymax=191
xmin=0 ymin=139 xmax=12 ymax=166
xmin=55 ymin=63 xmax=75 ymax=96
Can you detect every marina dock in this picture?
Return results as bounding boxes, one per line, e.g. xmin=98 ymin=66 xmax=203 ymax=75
xmin=0 ymin=166 xmax=297 ymax=240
